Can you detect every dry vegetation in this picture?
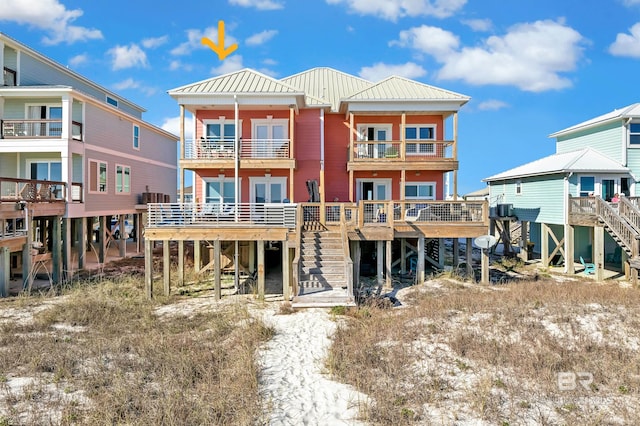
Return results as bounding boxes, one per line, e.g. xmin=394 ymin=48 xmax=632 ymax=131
xmin=328 ymin=277 xmax=640 ymax=425
xmin=0 ymin=275 xmax=273 ymax=425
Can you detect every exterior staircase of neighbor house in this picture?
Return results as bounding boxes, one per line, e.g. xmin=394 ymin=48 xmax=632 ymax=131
xmin=292 ymin=228 xmax=355 ymax=308
xmin=596 ymin=197 xmax=640 ymax=269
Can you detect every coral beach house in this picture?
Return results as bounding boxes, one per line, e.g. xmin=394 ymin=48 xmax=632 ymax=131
xmin=145 ymin=68 xmax=489 ymax=306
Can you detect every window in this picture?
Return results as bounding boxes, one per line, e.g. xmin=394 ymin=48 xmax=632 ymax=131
xmin=630 ymin=123 xmax=640 ymax=145
xmin=26 ymin=104 xmax=62 ymax=137
xmin=28 ymin=161 xmax=62 ymax=181
xmin=405 ymin=182 xmax=436 ymax=200
xmin=515 ymin=180 xmax=522 ymax=195
xmin=115 ymin=165 xmax=131 ymax=194
xmin=579 ymin=176 xmax=594 ymax=197
xmin=405 ymin=125 xmax=436 ymax=155
xmin=133 ymin=125 xmax=140 ymax=150
xmin=252 ymin=117 xmax=288 ymax=158
xmin=3 ymin=67 xmax=16 ymax=86
xmin=89 ymin=160 xmax=107 ymax=193
xmin=106 ymin=96 xmax=118 ymax=107
xmin=204 ymin=178 xmax=237 ymax=204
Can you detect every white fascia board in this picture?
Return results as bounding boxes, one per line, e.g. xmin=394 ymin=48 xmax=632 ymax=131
xmin=345 ymin=100 xmax=464 ymax=114
xmin=0 ymin=87 xmax=74 ymax=97
xmin=173 ymin=94 xmax=301 ymax=107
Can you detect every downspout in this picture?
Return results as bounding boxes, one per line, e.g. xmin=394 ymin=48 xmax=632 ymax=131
xmin=234 ymin=95 xmax=239 ymax=292
xmin=320 ymin=109 xmax=325 ymax=203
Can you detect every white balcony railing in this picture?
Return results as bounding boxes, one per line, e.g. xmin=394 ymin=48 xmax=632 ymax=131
xmin=147 ymin=203 xmax=297 ymax=228
xmin=352 ymin=140 xmax=453 ymax=161
xmin=184 ymin=138 xmax=290 ymax=160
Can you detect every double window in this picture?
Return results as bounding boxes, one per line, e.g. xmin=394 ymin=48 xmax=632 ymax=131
xmin=116 ymin=165 xmax=131 ymax=194
xmin=252 ymin=117 xmax=288 ymax=158
xmin=405 ymin=182 xmax=436 ymax=200
xmin=405 ymin=125 xmax=436 ymax=155
xmin=204 ymin=178 xmax=237 ymax=204
xmin=89 ymin=160 xmax=107 ymax=193
xmin=26 ymin=105 xmax=62 ymax=137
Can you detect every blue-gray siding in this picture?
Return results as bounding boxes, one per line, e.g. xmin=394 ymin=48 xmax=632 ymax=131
xmin=555 ymin=122 xmax=623 ymax=162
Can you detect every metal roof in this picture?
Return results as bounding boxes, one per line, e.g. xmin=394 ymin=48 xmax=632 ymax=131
xmin=281 ymin=67 xmax=371 ymax=112
xmin=483 ymin=147 xmax=630 ymax=182
xmin=550 ymin=103 xmax=640 ymax=137
xmin=345 ymin=75 xmax=470 ymax=103
xmin=168 ymin=68 xmax=304 ymax=95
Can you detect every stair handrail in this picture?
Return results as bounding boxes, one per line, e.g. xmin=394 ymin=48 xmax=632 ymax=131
xmin=618 ymin=197 xmax=640 ymax=234
xmin=596 ymin=197 xmax=639 ymax=257
xmin=291 ymin=204 xmax=304 ymax=299
xmin=339 ymin=204 xmax=354 ymax=299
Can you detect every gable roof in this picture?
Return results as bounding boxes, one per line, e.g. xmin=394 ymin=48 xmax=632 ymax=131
xmin=281 ymin=67 xmax=370 ymax=112
xmin=169 ymin=68 xmax=303 ymax=95
xmin=550 ymin=103 xmax=640 ymax=138
xmin=345 ymin=75 xmax=470 ymax=103
xmin=483 ymin=148 xmax=630 ymax=182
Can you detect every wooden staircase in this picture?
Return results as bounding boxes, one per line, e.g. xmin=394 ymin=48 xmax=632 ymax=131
xmin=292 ymin=227 xmax=355 ymax=308
xmin=596 ymin=197 xmax=640 ymax=268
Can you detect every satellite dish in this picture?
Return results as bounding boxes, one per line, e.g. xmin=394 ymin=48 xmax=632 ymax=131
xmin=474 ymin=235 xmax=497 ymax=249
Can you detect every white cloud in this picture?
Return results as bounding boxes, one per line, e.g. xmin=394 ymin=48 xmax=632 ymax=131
xmin=461 ymin=18 xmax=492 ymax=32
xmin=393 ymin=25 xmax=460 ymax=61
xmin=622 ymin=0 xmax=640 ymax=5
xmin=68 ymin=53 xmax=89 ymax=68
xmin=229 ymin=0 xmax=284 ymax=10
xmin=112 ymin=78 xmax=156 ymax=96
xmin=326 ymin=0 xmax=466 ymax=21
xmin=142 ymin=35 xmax=169 ymax=49
xmin=0 ymin=0 xmax=102 ymax=45
xmin=210 ymin=55 xmax=245 ymax=75
xmin=171 ymin=26 xmax=238 ymax=56
xmin=246 ymin=30 xmax=278 ymax=46
xmin=395 ymin=19 xmax=585 ymax=92
xmin=169 ymin=60 xmax=194 ymax=72
xmin=161 ymin=116 xmax=194 ymax=140
xmin=609 ymin=23 xmax=640 ymax=57
xmin=262 ymin=58 xmax=278 ymax=66
xmin=107 ymin=44 xmax=149 ymax=70
xmin=358 ymin=62 xmax=427 ymax=81
xmin=477 ymin=99 xmax=509 ymax=111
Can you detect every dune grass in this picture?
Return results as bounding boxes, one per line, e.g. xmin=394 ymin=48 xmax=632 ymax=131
xmin=0 ymin=275 xmax=273 ymax=425
xmin=328 ymin=278 xmax=640 ymax=425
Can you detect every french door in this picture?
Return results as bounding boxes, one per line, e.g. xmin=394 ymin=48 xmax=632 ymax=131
xmin=251 ymin=177 xmax=287 ymax=203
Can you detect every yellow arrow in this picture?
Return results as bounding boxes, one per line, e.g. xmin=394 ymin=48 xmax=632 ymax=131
xmin=201 ymin=20 xmax=238 ymax=60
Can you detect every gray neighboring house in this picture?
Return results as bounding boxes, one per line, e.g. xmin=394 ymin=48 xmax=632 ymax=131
xmin=484 ymin=104 xmax=640 ymax=279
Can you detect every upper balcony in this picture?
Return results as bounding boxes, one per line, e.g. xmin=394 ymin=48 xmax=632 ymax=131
xmin=1 ymin=119 xmax=83 ymax=141
xmin=347 ymin=140 xmax=457 ymax=172
xmin=181 ymin=137 xmax=295 ymax=169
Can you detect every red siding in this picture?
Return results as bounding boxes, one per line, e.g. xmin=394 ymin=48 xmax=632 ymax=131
xmin=324 ymin=113 xmax=350 ymax=202
xmin=293 ymin=109 xmax=321 ymax=202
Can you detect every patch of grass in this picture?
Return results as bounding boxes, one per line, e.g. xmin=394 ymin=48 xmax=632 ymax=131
xmin=0 ymin=274 xmax=272 ymax=425
xmin=328 ymin=278 xmax=640 ymax=424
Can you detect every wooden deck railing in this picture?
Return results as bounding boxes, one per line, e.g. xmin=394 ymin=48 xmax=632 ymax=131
xmin=0 ymin=178 xmax=82 ymax=203
xmin=1 ymin=119 xmax=83 ymax=140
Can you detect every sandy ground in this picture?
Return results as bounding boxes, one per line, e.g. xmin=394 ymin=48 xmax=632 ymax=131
xmin=254 ymin=305 xmax=368 ymax=425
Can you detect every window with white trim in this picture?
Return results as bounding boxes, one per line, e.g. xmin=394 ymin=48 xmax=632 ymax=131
xmin=579 ymin=176 xmax=594 ymax=197
xmin=115 ymin=165 xmax=131 ymax=194
xmin=204 ymin=177 xmax=238 ymax=204
xmin=405 ymin=182 xmax=436 ymax=200
xmin=356 ymin=124 xmax=392 ymax=159
xmin=133 ymin=125 xmax=140 ymax=150
xmin=405 ymin=125 xmax=436 ymax=155
xmin=106 ymin=96 xmax=118 ymax=107
xmin=89 ymin=160 xmax=107 ymax=193
xmin=515 ymin=180 xmax=522 ymax=195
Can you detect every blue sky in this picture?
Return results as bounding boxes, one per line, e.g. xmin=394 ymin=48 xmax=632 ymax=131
xmin=3 ymin=0 xmax=640 ymax=195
